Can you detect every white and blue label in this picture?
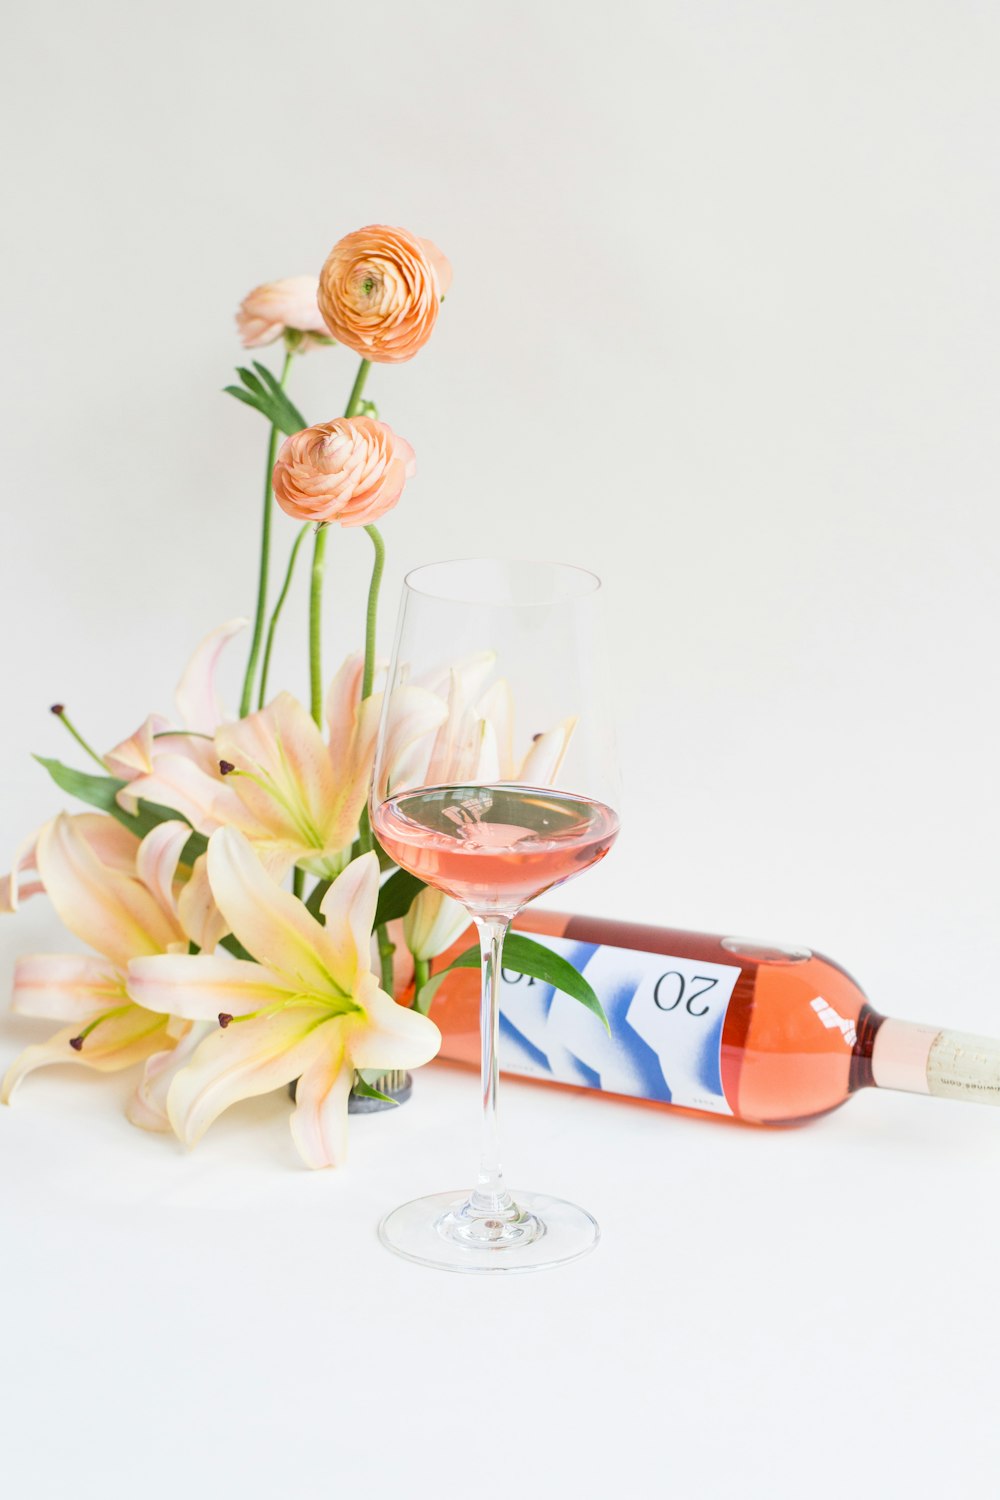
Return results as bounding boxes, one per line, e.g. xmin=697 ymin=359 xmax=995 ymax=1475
xmin=499 ymin=935 xmax=741 ymax=1115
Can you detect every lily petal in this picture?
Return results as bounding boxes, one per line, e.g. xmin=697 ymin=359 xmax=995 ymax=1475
xmin=518 ymin=716 xmax=577 ymax=787
xmin=1 ymin=1008 xmax=171 ymax=1104
xmin=36 ymin=814 xmax=183 ymax=968
xmin=166 ymin=1007 xmax=332 ymax=1147
xmin=347 ymin=973 xmax=442 ymax=1071
xmin=216 ymin=692 xmax=336 ymax=849
xmin=119 ymin=754 xmax=239 ymax=836
xmin=176 ymin=853 xmax=229 ymax=951
xmin=12 ymin=953 xmax=124 ymax=1021
xmin=128 ymin=950 xmax=294 ymax=1020
xmin=318 ymin=851 xmax=380 ymax=993
xmin=0 ymin=831 xmax=43 ymax=914
xmin=135 ymin=820 xmax=191 ymax=918
xmin=175 ymin=618 xmax=248 ymax=733
xmin=376 ymin=684 xmax=450 ymax=798
xmin=126 ymin=1019 xmax=210 ymax=1132
xmin=289 ymin=1036 xmax=352 ymax=1169
xmin=104 ymin=713 xmax=171 ymax=781
xmin=205 ymin=827 xmax=349 ymax=998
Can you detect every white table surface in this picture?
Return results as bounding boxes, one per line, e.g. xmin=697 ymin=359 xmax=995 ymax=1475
xmin=3 ymin=1010 xmax=996 ymax=1500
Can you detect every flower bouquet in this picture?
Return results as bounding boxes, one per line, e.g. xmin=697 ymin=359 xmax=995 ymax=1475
xmin=2 ymin=225 xmax=600 ymax=1168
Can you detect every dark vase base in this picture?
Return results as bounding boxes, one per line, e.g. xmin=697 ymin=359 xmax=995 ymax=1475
xmin=287 ymin=1071 xmax=414 ymax=1112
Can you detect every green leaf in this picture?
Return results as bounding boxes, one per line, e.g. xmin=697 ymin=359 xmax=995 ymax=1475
xmin=223 ymin=383 xmax=306 ymax=437
xmin=219 ymin=932 xmax=254 ymax=962
xmin=374 ymin=869 xmax=427 ymax=928
xmin=251 ymin=362 xmax=308 ymax=433
xmin=417 ymin=932 xmax=609 ymax=1031
xmin=350 ymin=1075 xmax=399 ymax=1105
xmin=33 ymin=756 xmax=207 ymax=865
xmin=235 ymin=366 xmax=267 ymax=397
xmin=305 ymin=878 xmax=331 ymax=921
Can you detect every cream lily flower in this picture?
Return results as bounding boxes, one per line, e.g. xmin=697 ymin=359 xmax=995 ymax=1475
xmin=1 ymin=814 xmax=199 ymax=1106
xmin=127 ymin=827 xmax=441 ymax=1168
xmin=119 ymin=656 xmax=447 ymax=876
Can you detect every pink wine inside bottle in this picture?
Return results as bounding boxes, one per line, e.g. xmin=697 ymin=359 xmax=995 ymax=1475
xmin=424 ymin=910 xmax=1000 ymax=1124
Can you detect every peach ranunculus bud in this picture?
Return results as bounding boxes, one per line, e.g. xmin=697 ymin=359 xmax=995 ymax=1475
xmin=272 ymin=417 xmax=416 ymax=527
xmin=317 ymin=225 xmax=451 ymax=364
xmin=235 ymin=275 xmax=331 ymax=351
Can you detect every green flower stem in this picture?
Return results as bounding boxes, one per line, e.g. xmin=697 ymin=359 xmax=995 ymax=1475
xmin=308 ymin=523 xmax=330 ymax=727
xmin=257 ymin=523 xmax=309 ymax=710
xmin=52 ymin=708 xmax=107 ymax=770
xmin=361 ymin=524 xmax=385 ymax=701
xmin=306 ymin=357 xmax=372 ymax=730
xmin=239 ymin=348 xmax=294 ymax=719
xmin=412 ymin=956 xmax=431 ymax=1013
xmin=345 ymin=358 xmax=371 ymax=419
xmin=377 ymin=930 xmax=396 ymax=998
xmin=292 ymin=867 xmax=304 ymax=900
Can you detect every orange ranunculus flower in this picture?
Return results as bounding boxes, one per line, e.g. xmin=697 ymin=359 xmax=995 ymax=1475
xmin=316 ymin=225 xmax=451 ymax=364
xmin=272 ymin=417 xmax=415 ymax=527
xmin=236 ymin=276 xmax=331 ymax=350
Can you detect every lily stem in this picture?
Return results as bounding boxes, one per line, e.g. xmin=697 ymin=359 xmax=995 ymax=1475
xmin=240 ymin=348 xmax=294 ymax=719
xmin=412 ymin=956 xmax=430 ymax=1013
xmin=307 ymin=358 xmax=371 ymax=730
xmin=258 ymin=523 xmax=309 ymax=710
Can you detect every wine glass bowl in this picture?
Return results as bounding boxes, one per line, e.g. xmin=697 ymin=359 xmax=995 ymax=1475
xmin=370 ymin=558 xmax=621 ymax=1273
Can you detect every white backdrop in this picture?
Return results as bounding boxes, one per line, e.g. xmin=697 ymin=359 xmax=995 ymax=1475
xmin=2 ymin=2 xmax=998 ymax=1496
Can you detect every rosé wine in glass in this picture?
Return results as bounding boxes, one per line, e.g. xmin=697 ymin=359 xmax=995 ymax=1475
xmin=373 ymin=785 xmax=619 ymax=917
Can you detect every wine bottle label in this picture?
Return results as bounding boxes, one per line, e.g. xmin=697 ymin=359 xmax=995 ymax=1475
xmin=499 ymin=934 xmax=741 ymax=1113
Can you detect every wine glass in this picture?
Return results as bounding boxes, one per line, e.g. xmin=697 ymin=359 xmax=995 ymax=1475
xmin=370 ymin=559 xmax=621 ymax=1273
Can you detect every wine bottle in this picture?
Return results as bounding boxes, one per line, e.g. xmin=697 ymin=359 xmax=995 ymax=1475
xmin=425 ymin=910 xmax=1000 ymax=1123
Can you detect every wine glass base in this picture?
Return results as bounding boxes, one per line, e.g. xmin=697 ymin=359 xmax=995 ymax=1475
xmin=378 ymin=1190 xmax=600 ymax=1274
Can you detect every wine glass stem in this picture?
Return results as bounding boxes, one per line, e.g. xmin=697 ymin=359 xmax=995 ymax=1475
xmin=470 ymin=915 xmax=516 ymax=1218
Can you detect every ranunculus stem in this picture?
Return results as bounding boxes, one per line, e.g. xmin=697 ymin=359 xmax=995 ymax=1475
xmin=257 ymin=522 xmax=309 ymax=710
xmin=308 ymin=523 xmax=329 ymax=727
xmin=306 ymin=358 xmax=372 ymax=729
xmin=239 ymin=348 xmax=295 ymax=719
xmin=344 ymin=358 xmax=371 ymax=418
xmin=361 ymin=524 xmax=385 ymax=701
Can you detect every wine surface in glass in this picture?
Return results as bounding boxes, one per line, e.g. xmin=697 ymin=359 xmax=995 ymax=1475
xmin=373 ymin=785 xmax=619 ymax=915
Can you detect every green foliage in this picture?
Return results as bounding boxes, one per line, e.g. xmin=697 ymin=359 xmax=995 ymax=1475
xmin=414 ymin=932 xmax=609 ymax=1031
xmin=223 ymin=361 xmax=307 ymax=436
xmin=34 ymin=756 xmax=207 ymax=865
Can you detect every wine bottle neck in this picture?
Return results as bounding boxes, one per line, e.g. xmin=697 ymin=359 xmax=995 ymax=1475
xmin=872 ymin=1018 xmax=1000 ymax=1104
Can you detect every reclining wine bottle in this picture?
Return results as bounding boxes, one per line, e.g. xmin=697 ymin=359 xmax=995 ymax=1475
xmin=425 ymin=910 xmax=1000 ymax=1123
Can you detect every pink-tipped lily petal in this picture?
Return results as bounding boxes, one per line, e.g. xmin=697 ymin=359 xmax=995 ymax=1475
xmin=377 ymin=684 xmax=450 ymax=797
xmin=119 ymin=753 xmax=239 ymax=837
xmin=318 ymin=851 xmax=380 ymax=993
xmin=126 ymin=1019 xmax=211 ymax=1132
xmin=325 ymin=654 xmax=366 ymax=777
xmin=36 ymin=814 xmax=183 ymax=970
xmin=1 ymin=1009 xmax=172 ymax=1104
xmin=128 ymin=951 xmax=296 ymax=1021
xmin=135 ymin=821 xmax=192 ymax=919
xmin=289 ymin=1041 xmax=352 ymax=1169
xmin=12 ymin=953 xmax=123 ymax=1021
xmin=175 ymin=617 xmax=249 ymax=734
xmin=104 ymin=713 xmax=171 ymax=782
xmin=518 ymin=717 xmax=577 ymax=786
xmin=346 ymin=973 xmax=442 ymax=1072
xmin=166 ymin=1007 xmax=332 ymax=1147
xmin=216 ymin=692 xmax=336 ymax=849
xmin=0 ymin=832 xmax=43 ymax=914
xmin=176 ymin=853 xmax=229 ymax=951
xmin=206 ymin=827 xmax=351 ymax=996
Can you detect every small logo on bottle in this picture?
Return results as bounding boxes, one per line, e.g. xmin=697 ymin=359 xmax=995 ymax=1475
xmin=810 ymin=997 xmax=857 ymax=1047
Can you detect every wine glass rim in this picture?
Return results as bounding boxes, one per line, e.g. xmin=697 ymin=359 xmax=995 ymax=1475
xmin=403 ymin=557 xmax=602 ymax=606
